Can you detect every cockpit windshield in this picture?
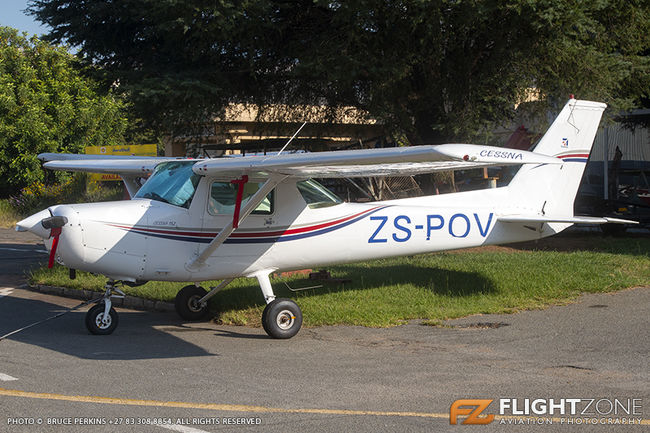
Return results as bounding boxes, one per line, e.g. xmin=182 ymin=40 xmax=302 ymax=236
xmin=296 ymin=179 xmax=342 ymax=208
xmin=135 ymin=161 xmax=200 ymax=209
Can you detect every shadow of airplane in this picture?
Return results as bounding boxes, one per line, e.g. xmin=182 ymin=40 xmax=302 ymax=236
xmin=0 ymin=294 xmax=273 ymax=360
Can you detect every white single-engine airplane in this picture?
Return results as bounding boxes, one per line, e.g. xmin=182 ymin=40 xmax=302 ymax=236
xmin=16 ymin=99 xmax=634 ymax=338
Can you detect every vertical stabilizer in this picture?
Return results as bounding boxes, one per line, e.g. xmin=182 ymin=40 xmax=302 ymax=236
xmin=507 ymin=99 xmax=606 ymax=218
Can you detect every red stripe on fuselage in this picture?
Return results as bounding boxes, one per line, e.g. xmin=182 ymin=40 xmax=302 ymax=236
xmin=106 ymin=206 xmax=382 ymax=239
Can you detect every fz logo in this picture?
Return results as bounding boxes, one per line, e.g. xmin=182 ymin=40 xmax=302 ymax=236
xmin=450 ymin=399 xmax=494 ymax=425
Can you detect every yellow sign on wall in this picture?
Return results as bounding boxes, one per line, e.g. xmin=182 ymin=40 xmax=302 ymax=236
xmin=85 ymin=144 xmax=157 ymax=181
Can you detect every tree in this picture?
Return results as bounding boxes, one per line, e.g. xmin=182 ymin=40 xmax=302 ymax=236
xmin=30 ymin=0 xmax=650 ymax=142
xmin=0 ymin=26 xmax=128 ymax=197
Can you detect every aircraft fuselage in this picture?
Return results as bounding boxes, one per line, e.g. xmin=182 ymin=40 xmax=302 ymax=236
xmin=48 ymin=178 xmax=553 ymax=282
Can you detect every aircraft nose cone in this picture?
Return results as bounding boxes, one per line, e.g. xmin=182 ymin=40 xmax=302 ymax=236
xmin=15 ymin=209 xmax=52 ymax=238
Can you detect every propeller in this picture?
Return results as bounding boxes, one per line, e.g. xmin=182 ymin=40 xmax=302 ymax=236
xmin=41 ymin=215 xmax=68 ymax=268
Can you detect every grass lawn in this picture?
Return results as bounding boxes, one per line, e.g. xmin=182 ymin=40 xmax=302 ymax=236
xmin=30 ymin=234 xmax=650 ymax=328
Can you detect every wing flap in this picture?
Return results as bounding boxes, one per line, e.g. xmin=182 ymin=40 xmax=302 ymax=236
xmin=275 ymin=161 xmax=497 ymax=178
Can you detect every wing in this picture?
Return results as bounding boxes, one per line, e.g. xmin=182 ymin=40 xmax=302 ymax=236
xmin=38 ymin=153 xmax=201 ymax=197
xmin=38 ymin=144 xmax=557 ymax=198
xmin=38 ymin=153 xmax=194 ymax=175
xmin=191 ymin=144 xmax=562 ymax=179
xmin=38 ymin=153 xmax=168 ymax=162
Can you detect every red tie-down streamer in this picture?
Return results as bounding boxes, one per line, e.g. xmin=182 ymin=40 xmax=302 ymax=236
xmin=48 ymin=227 xmax=62 ymax=268
xmin=230 ymin=175 xmax=249 ymax=229
xmin=41 ymin=215 xmax=68 ymax=269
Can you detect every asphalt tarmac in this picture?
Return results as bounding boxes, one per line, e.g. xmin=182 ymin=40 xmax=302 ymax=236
xmin=0 ymin=228 xmax=648 ymax=432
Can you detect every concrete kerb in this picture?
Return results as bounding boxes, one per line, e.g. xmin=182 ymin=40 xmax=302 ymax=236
xmin=20 ymin=284 xmax=175 ymax=313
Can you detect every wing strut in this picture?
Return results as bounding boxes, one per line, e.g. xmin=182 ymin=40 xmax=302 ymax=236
xmin=186 ymin=175 xmax=287 ymax=271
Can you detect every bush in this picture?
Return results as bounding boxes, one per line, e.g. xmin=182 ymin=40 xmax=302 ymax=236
xmin=0 ymin=27 xmax=128 ymax=198
xmin=7 ymin=174 xmax=123 ymax=215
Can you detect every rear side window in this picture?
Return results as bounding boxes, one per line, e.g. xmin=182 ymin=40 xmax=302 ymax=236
xmin=296 ymin=179 xmax=342 ymax=208
xmin=208 ymin=182 xmax=273 ymax=215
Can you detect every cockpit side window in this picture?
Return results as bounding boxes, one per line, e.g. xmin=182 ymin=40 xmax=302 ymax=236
xmin=208 ymin=181 xmax=273 ymax=215
xmin=134 ymin=161 xmax=200 ymax=209
xmin=296 ymin=179 xmax=342 ymax=208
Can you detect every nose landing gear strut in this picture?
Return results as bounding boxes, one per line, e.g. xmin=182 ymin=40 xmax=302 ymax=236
xmin=85 ymin=281 xmax=125 ymax=335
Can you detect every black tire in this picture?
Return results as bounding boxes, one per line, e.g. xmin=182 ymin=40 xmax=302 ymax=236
xmin=262 ymin=298 xmax=302 ymax=339
xmin=175 ymin=285 xmax=209 ymax=320
xmin=85 ymin=303 xmax=118 ymax=335
xmin=261 ymin=305 xmax=271 ymax=336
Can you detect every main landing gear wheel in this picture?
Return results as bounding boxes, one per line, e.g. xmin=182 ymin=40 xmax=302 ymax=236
xmin=262 ymin=298 xmax=302 ymax=339
xmin=85 ymin=302 xmax=118 ymax=335
xmin=175 ymin=285 xmax=209 ymax=320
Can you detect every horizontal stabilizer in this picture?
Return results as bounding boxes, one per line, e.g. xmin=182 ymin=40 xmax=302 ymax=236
xmin=498 ymin=215 xmax=638 ymax=225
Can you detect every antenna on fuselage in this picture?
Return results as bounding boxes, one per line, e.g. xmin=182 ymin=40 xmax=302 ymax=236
xmin=277 ymin=121 xmax=307 ymax=156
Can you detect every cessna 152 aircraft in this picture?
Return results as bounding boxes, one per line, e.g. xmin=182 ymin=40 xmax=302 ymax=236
xmin=16 ymin=98 xmax=634 ymax=338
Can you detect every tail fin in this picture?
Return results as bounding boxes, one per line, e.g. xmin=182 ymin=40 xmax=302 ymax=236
xmin=508 ymin=98 xmax=606 ymax=218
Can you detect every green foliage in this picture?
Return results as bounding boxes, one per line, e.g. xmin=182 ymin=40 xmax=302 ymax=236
xmin=0 ymin=27 xmax=128 ymax=197
xmin=8 ymin=178 xmax=80 ymax=215
xmin=29 ymin=1 xmax=650 ymax=141
xmin=7 ymin=173 xmax=123 ymax=216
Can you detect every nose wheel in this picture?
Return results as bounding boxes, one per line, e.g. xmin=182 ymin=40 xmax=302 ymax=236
xmin=85 ymin=302 xmax=118 ymax=335
xmin=85 ymin=281 xmax=124 ymax=335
